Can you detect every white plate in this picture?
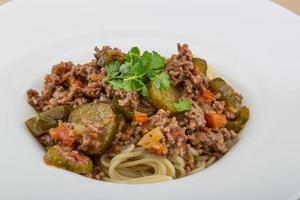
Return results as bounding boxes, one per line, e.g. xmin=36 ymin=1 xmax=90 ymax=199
xmin=0 ymin=0 xmax=300 ymax=199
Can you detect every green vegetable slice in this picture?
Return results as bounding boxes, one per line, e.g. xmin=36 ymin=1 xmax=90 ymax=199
xmin=44 ymin=145 xmax=93 ymax=175
xmin=209 ymin=77 xmax=242 ymax=113
xmin=192 ymin=57 xmax=207 ymax=75
xmin=226 ymin=106 xmax=249 ymax=132
xmin=25 ymin=105 xmax=72 ymax=137
xmin=112 ymin=96 xmax=157 ymax=119
xmin=68 ymin=102 xmax=118 ymax=155
xmin=148 ymin=81 xmax=179 ymax=112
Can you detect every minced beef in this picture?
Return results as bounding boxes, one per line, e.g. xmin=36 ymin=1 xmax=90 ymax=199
xmin=165 ymin=43 xmax=209 ymax=100
xmin=177 ymin=101 xmax=206 ymax=132
xmin=149 ymin=109 xmax=187 ymax=157
xmin=26 ymin=61 xmax=107 ymax=112
xmin=114 ymin=90 xmax=140 ymax=111
xmin=38 ymin=133 xmax=56 ymax=150
xmin=188 ymin=127 xmax=238 ymax=155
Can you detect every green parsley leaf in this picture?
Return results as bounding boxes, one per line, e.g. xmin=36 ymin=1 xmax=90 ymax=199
xmin=151 ymin=51 xmax=165 ymax=70
xmin=126 ymin=47 xmax=140 ymax=65
xmin=103 ymin=46 xmax=170 ymax=96
xmin=174 ymin=99 xmax=192 ymax=112
xmin=105 ymin=61 xmax=121 ymax=80
xmin=141 ymin=51 xmax=165 ymax=79
xmin=119 ymin=62 xmax=131 ymax=75
xmin=108 ymin=79 xmax=124 ymax=90
xmin=151 ymin=72 xmax=170 ymax=90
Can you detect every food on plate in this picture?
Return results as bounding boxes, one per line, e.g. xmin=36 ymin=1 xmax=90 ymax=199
xmin=25 ymin=43 xmax=249 ymax=183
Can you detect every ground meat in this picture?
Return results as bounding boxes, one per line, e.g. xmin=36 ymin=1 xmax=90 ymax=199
xmin=94 ymin=46 xmax=125 ymax=66
xmin=165 ymin=43 xmax=208 ymax=100
xmin=188 ymin=127 xmax=238 ymax=155
xmin=27 ymin=89 xmax=44 ymax=112
xmin=149 ymin=109 xmax=187 ymax=157
xmin=85 ymin=82 xmax=102 ymax=98
xmin=110 ymin=121 xmax=146 ymax=153
xmin=177 ymin=102 xmax=206 ymax=132
xmin=215 ymin=128 xmax=238 ymax=140
xmin=190 ymin=130 xmax=227 ymax=153
xmin=90 ymin=166 xmax=106 ymax=180
xmin=26 ymin=61 xmax=110 ymax=112
xmin=114 ymin=90 xmax=140 ymax=111
xmin=212 ymin=100 xmax=226 ymax=114
xmin=38 ymin=133 xmax=56 ymax=150
xmin=77 ymin=119 xmax=103 ymax=153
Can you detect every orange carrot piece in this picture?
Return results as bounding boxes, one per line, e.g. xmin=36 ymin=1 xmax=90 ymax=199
xmin=205 ymin=113 xmax=227 ymax=128
xmin=151 ymin=143 xmax=167 ymax=155
xmin=200 ymin=89 xmax=214 ymax=104
xmin=133 ymin=111 xmax=149 ymax=123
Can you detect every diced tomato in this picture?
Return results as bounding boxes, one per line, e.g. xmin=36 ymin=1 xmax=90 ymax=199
xmin=49 ymin=123 xmax=76 ymax=147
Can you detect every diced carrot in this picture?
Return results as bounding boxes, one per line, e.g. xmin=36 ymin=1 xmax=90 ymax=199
xmin=49 ymin=123 xmax=76 ymax=147
xmin=138 ymin=127 xmax=166 ymax=154
xmin=133 ymin=111 xmax=149 ymax=123
xmin=200 ymin=89 xmax=214 ymax=104
xmin=205 ymin=113 xmax=227 ymax=128
xmin=151 ymin=143 xmax=167 ymax=155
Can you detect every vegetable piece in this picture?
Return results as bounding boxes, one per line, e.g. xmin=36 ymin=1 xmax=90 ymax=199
xmin=25 ymin=106 xmax=72 ymax=137
xmin=97 ymin=49 xmax=124 ymax=67
xmin=137 ymin=105 xmax=157 ymax=116
xmin=192 ymin=57 xmax=207 ymax=75
xmin=200 ymin=89 xmax=214 ymax=104
xmin=226 ymin=106 xmax=249 ymax=132
xmin=209 ymin=77 xmax=242 ymax=113
xmin=138 ymin=127 xmax=166 ymax=154
xmin=44 ymin=145 xmax=93 ymax=175
xmin=133 ymin=111 xmax=149 ymax=123
xmin=174 ymin=99 xmax=192 ymax=112
xmin=68 ymin=102 xmax=118 ymax=155
xmin=112 ymin=96 xmax=133 ymax=119
xmin=151 ymin=72 xmax=171 ymax=90
xmin=49 ymin=122 xmax=76 ymax=147
xmin=148 ymin=81 xmax=179 ymax=112
xmin=150 ymin=143 xmax=166 ymax=155
xmin=205 ymin=112 xmax=227 ymax=128
xmin=112 ymin=96 xmax=157 ymax=119
xmin=104 ymin=47 xmax=170 ymax=96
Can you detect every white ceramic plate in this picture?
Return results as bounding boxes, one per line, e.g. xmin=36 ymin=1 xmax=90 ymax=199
xmin=0 ymin=0 xmax=300 ymax=199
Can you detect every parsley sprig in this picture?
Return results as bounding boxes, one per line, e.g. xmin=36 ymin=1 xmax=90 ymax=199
xmin=174 ymin=99 xmax=192 ymax=112
xmin=104 ymin=47 xmax=170 ymax=96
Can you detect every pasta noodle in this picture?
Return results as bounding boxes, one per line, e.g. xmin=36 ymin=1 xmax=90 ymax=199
xmin=99 ymin=145 xmax=216 ymax=183
xmin=100 ymin=145 xmax=175 ymax=183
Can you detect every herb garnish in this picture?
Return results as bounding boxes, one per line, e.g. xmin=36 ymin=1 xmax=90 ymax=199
xmin=174 ymin=99 xmax=192 ymax=112
xmin=104 ymin=47 xmax=170 ymax=96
